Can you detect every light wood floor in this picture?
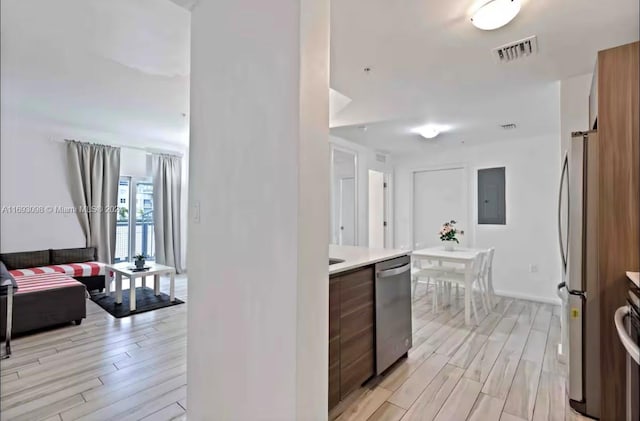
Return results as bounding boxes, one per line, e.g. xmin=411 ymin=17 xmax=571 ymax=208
xmin=0 ymin=275 xmax=188 ymax=421
xmin=1 ymin=277 xmax=593 ymax=421
xmin=330 ymin=284 xmax=594 ymax=421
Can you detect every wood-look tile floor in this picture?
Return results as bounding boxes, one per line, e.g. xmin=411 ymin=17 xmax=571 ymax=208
xmin=0 ymin=275 xmax=188 ymax=421
xmin=330 ymin=285 xmax=594 ymax=421
xmin=1 ymin=277 xmax=593 ymax=421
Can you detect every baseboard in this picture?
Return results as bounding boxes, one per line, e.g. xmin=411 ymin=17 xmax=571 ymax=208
xmin=494 ymin=289 xmax=562 ymax=306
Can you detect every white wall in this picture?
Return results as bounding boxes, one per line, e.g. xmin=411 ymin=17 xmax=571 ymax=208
xmin=395 ymin=134 xmax=562 ymax=303
xmin=0 ymin=113 xmax=187 ymax=258
xmin=0 ymin=116 xmax=85 ymax=252
xmin=330 ymin=136 xmax=393 ymax=247
xmin=560 ymin=73 xmax=592 ymax=158
xmin=120 ymin=148 xmax=150 ymax=179
xmin=1 ymin=0 xmax=190 ymax=261
xmin=187 ymin=0 xmax=329 ymax=419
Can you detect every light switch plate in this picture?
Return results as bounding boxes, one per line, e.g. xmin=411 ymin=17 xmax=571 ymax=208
xmin=193 ymin=201 xmax=200 ymax=223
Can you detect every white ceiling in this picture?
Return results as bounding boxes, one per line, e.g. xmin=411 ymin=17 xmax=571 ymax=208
xmin=330 ymin=0 xmax=639 ymax=155
xmin=169 ymin=0 xmax=199 ymax=11
xmin=1 ymin=0 xmax=190 ymax=148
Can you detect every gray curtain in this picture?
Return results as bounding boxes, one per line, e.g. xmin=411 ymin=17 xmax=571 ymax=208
xmin=152 ymin=153 xmax=183 ymax=273
xmin=66 ymin=140 xmax=121 ymax=263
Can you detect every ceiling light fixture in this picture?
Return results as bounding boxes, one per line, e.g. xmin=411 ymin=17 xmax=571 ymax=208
xmin=412 ymin=125 xmax=443 ymax=139
xmin=471 ymin=0 xmax=521 ymax=31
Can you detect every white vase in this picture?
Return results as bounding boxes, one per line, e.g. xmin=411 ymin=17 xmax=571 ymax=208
xmin=443 ymin=242 xmax=456 ymax=251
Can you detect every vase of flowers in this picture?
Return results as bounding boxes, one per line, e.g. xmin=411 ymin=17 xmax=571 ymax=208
xmin=439 ymin=220 xmax=464 ymax=251
xmin=134 ymin=254 xmax=146 ymax=269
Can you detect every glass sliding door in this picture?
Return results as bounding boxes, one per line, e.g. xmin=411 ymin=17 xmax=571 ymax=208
xmin=114 ymin=177 xmax=155 ymax=263
xmin=135 ymin=181 xmax=155 ymax=261
xmin=115 ymin=178 xmax=132 ymax=263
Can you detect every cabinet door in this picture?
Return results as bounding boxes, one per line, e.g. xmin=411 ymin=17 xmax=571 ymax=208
xmin=328 ymin=275 xmax=341 ymax=409
xmin=339 ymin=267 xmax=375 ymax=399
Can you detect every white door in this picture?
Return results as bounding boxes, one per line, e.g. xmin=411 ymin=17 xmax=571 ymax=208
xmin=368 ymin=170 xmax=385 ymax=248
xmin=339 ymin=177 xmax=356 ymax=245
xmin=413 ymin=167 xmax=467 ymax=249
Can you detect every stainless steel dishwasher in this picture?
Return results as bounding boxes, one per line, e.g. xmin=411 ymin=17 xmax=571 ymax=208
xmin=375 ymin=255 xmax=412 ymax=375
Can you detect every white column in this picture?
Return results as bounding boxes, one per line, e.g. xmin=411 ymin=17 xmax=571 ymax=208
xmin=187 ymin=0 xmax=329 ymax=419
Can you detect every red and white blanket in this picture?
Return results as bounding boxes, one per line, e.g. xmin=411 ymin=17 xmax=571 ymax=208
xmin=12 ymin=272 xmax=84 ymax=295
xmin=9 ymin=261 xmax=106 ymax=278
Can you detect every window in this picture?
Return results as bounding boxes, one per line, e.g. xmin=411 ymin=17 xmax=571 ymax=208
xmin=115 ymin=177 xmax=155 ymax=262
xmin=477 ymin=167 xmax=506 ymax=225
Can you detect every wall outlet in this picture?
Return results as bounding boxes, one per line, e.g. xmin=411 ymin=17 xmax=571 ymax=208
xmin=529 ymin=264 xmax=539 ymax=273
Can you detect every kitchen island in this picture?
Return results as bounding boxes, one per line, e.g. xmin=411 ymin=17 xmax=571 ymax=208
xmin=328 ymin=245 xmax=412 ymax=410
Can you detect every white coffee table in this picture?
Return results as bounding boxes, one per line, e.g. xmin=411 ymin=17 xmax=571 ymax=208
xmin=106 ymin=262 xmax=176 ymax=312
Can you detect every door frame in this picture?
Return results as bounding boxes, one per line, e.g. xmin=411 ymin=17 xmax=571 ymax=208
xmin=409 ymin=163 xmax=471 ymax=250
xmin=368 ymin=169 xmax=385 ymax=248
xmin=330 ymin=145 xmax=359 ymax=245
xmin=118 ymin=175 xmax=154 ymax=262
xmin=338 ymin=176 xmax=356 ymax=245
xmin=384 ymin=172 xmax=392 ymax=248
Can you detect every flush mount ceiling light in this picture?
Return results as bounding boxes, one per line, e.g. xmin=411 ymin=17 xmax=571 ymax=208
xmin=471 ymin=0 xmax=521 ymax=31
xmin=412 ymin=125 xmax=443 ymax=139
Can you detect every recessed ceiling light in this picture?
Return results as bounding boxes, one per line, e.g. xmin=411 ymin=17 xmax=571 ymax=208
xmin=471 ymin=0 xmax=521 ymax=31
xmin=412 ymin=125 xmax=443 ymax=139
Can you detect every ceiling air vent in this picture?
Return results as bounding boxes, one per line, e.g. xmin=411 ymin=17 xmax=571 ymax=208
xmin=492 ymin=35 xmax=538 ymax=63
xmin=376 ymin=153 xmax=387 ymax=163
xmin=501 ymin=123 xmax=517 ymax=130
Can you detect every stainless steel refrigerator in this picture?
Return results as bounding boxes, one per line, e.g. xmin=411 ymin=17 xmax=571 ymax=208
xmin=558 ymin=130 xmax=600 ymax=419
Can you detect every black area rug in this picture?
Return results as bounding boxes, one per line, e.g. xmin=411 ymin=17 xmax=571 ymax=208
xmin=90 ymin=287 xmax=184 ymax=318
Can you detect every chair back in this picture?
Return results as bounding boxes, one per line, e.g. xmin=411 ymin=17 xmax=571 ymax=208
xmin=470 ymin=252 xmax=484 ymax=277
xmin=485 ymin=248 xmax=495 ymax=275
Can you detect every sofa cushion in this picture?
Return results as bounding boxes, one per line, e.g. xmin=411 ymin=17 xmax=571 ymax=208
xmin=50 ymin=247 xmax=97 ymax=265
xmin=10 ymin=262 xmax=106 ymax=278
xmin=0 ymin=261 xmax=18 ymax=295
xmin=0 ymin=250 xmax=50 ymax=270
xmin=11 ymin=272 xmax=83 ymax=295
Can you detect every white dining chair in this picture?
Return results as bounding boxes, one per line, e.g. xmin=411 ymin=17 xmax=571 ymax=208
xmin=433 ymin=253 xmax=484 ymax=324
xmin=411 ymin=257 xmax=442 ymax=300
xmin=482 ymin=247 xmax=496 ymax=308
xmin=412 ymin=257 xmax=459 ymax=313
xmin=446 ymin=248 xmax=494 ymax=312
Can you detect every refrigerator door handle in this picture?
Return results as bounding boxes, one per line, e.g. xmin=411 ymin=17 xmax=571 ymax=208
xmin=558 ymin=152 xmax=569 ymax=274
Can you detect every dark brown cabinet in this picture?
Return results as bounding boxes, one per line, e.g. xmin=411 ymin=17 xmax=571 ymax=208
xmin=328 ymin=274 xmax=341 ymax=409
xmin=328 ymin=266 xmax=375 ymax=410
xmin=592 ymin=41 xmax=639 ymax=421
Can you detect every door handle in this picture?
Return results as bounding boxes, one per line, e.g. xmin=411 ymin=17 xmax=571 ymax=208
xmin=558 ymin=153 xmax=569 ymax=272
xmin=614 ymin=306 xmax=640 ymax=364
xmin=377 ymin=263 xmax=411 ymax=278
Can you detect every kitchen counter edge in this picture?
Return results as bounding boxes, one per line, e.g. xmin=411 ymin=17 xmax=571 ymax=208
xmin=329 ymin=245 xmax=411 ymax=276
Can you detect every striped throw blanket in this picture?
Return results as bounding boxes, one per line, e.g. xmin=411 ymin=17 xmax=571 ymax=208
xmin=12 ymin=272 xmax=84 ymax=295
xmin=9 ymin=261 xmax=106 ymax=278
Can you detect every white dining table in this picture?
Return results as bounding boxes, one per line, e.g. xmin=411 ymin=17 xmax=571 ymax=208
xmin=412 ymin=246 xmax=484 ymax=326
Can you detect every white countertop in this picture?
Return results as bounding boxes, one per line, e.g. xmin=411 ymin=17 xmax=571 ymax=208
xmin=627 ymin=271 xmax=639 ymax=288
xmin=329 ymin=245 xmax=411 ymax=275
